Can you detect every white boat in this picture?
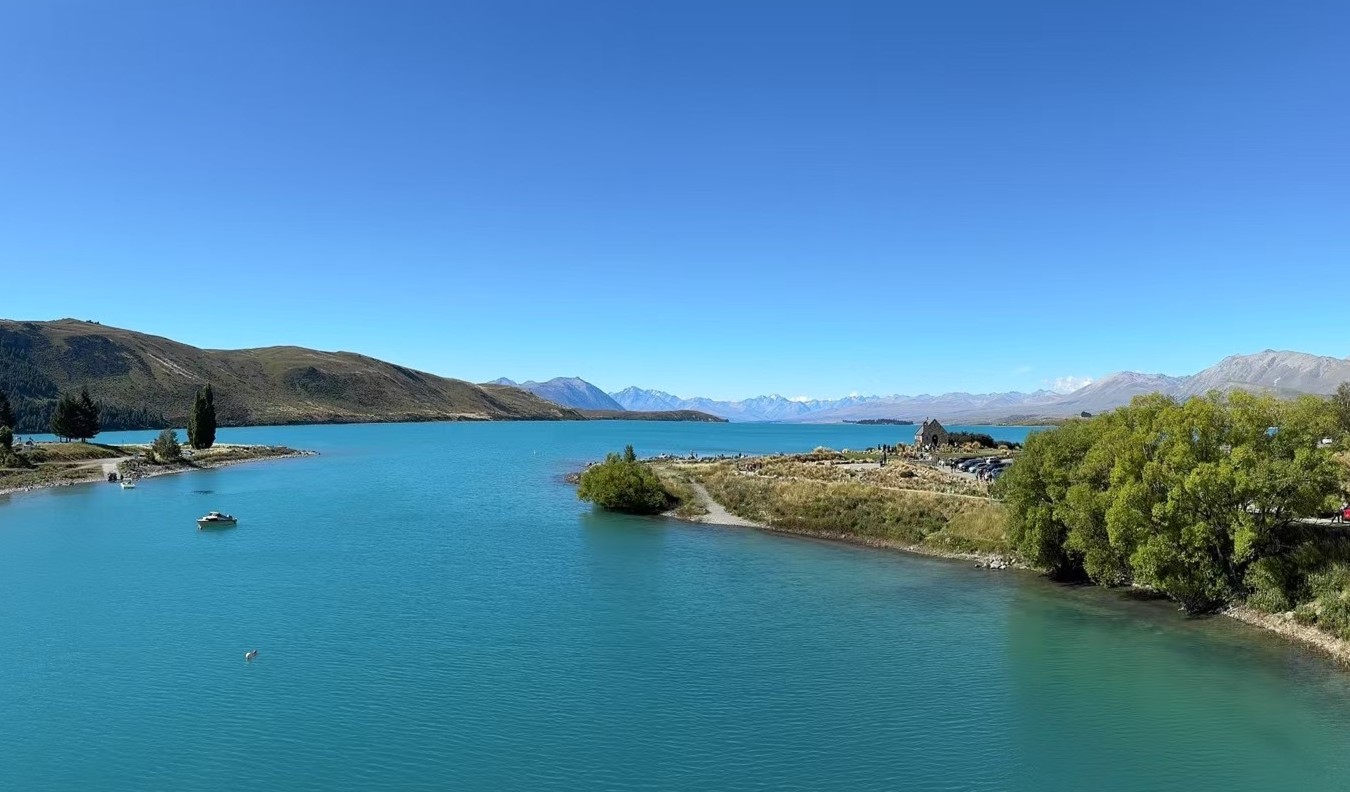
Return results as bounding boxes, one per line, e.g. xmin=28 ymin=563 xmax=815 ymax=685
xmin=197 ymin=511 xmax=238 ymax=529
xmin=120 ymin=478 xmax=136 ymax=489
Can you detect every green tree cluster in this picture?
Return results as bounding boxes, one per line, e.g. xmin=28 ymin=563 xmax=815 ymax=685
xmin=0 ymin=389 xmax=13 ymax=453
xmin=49 ymin=387 xmax=101 ymax=441
xmin=187 ymin=384 xmax=217 ymax=449
xmin=0 ymin=389 xmax=14 ymax=434
xmin=1334 ymin=382 xmax=1350 ymax=436
xmin=577 ymin=445 xmax=674 ymax=515
xmin=996 ymin=391 xmax=1344 ymax=613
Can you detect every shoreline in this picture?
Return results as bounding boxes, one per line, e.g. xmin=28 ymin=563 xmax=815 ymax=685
xmin=1224 ymin=605 xmax=1350 ymax=667
xmin=0 ymin=447 xmax=316 ymax=501
xmin=672 ymin=478 xmax=1350 ymax=667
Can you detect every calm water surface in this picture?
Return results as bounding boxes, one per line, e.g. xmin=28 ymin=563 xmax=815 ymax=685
xmin=2 ymin=422 xmax=1348 ymax=791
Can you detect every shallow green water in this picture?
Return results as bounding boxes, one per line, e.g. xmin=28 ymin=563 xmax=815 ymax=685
xmin=2 ymin=422 xmax=1348 ymax=791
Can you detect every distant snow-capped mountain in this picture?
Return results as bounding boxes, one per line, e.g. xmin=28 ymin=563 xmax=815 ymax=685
xmin=609 ymin=350 xmax=1350 ymax=423
xmin=493 ymin=377 xmax=624 ymax=411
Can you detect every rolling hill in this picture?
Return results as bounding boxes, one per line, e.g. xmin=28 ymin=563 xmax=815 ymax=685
xmin=0 ymin=319 xmax=580 ymax=432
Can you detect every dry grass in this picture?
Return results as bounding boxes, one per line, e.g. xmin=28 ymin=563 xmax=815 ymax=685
xmin=724 ymin=454 xmax=989 ymax=498
xmin=654 ymin=466 xmax=710 ymax=519
xmin=667 ymin=458 xmax=1009 ymax=555
xmin=18 ymin=442 xmax=128 ymax=464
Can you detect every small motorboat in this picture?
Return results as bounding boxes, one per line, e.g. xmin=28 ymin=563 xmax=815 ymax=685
xmin=120 ymin=477 xmax=136 ymax=489
xmin=244 ymin=649 xmax=258 ymax=661
xmin=197 ymin=511 xmax=238 ymax=529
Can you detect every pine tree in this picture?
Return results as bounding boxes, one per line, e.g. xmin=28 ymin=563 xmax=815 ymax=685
xmin=75 ymin=387 xmax=100 ymax=441
xmin=0 ymin=389 xmax=13 ymax=430
xmin=50 ymin=394 xmax=80 ymax=440
xmin=188 ymin=384 xmax=217 ymax=449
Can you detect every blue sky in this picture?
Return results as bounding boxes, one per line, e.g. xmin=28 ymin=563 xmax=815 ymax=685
xmin=3 ymin=1 xmax=1346 ymax=400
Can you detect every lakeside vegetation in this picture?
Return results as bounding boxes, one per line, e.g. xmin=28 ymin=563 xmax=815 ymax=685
xmin=577 ymin=446 xmax=676 ymax=515
xmin=575 ymin=384 xmax=1350 ymax=659
xmin=996 ymin=387 xmax=1350 ymax=622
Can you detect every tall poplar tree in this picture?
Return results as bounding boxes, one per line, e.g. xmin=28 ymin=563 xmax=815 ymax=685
xmin=187 ymin=384 xmax=217 ymax=449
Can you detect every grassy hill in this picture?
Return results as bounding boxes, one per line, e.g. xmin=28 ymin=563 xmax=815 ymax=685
xmin=0 ymin=319 xmax=580 ymax=432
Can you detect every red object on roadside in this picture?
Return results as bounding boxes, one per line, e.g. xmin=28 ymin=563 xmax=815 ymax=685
xmin=1343 ymin=507 xmax=1350 ymax=521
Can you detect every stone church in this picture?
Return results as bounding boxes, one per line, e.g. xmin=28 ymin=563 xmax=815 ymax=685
xmin=914 ymin=418 xmax=948 ymax=448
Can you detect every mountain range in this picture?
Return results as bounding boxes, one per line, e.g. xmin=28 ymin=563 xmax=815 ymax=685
xmin=491 ymin=377 xmax=624 ymax=411
xmin=0 ymin=319 xmax=579 ymax=432
xmin=10 ymin=318 xmax=1346 ymax=432
xmin=513 ymin=350 xmax=1350 ymax=423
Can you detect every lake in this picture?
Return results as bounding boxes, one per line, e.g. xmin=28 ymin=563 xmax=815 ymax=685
xmin=2 ymin=421 xmax=1348 ymax=791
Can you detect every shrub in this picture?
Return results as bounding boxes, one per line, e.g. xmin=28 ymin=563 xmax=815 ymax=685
xmin=577 ymin=449 xmax=673 ymax=515
xmin=0 ymin=425 xmax=10 ymax=452
xmin=150 ymin=429 xmax=182 ymax=463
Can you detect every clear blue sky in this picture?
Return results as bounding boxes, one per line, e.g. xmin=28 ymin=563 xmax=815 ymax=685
xmin=3 ymin=1 xmax=1346 ymax=400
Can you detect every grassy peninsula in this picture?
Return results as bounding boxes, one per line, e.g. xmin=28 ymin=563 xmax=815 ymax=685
xmin=583 ymin=385 xmax=1350 ymax=663
xmin=0 ymin=439 xmax=311 ymax=497
xmin=652 ymin=450 xmax=1009 ymax=558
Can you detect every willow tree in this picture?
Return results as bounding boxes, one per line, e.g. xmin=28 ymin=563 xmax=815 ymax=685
xmin=998 ymin=392 xmax=1341 ymax=613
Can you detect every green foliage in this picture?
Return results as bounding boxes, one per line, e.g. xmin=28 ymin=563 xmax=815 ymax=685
xmin=50 ymin=387 xmax=103 ymax=441
xmin=0 ymin=425 xmax=11 ymax=452
xmin=0 ymin=389 xmax=13 ymax=430
xmin=49 ymin=393 xmax=81 ymax=440
xmin=187 ymin=384 xmax=218 ymax=449
xmin=150 ymin=429 xmax=182 ymax=463
xmin=76 ymin=387 xmax=101 ymax=440
xmin=577 ymin=449 xmax=673 ymax=514
xmin=994 ymin=419 xmax=1095 ymax=580
xmin=1334 ymin=382 xmax=1350 ymax=436
xmin=998 ymin=391 xmax=1343 ymax=613
xmin=947 ymin=431 xmax=1020 ymax=449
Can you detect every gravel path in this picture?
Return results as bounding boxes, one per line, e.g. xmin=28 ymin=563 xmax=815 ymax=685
xmin=682 ymin=481 xmax=766 ymax=528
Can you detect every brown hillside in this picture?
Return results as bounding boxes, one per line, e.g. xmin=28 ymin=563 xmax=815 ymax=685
xmin=0 ymin=319 xmax=580 ymax=430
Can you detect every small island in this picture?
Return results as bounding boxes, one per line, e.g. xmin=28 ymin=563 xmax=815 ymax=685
xmin=843 ymin=418 xmax=915 ymax=425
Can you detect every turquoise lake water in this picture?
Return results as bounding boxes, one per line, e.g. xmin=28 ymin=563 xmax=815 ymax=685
xmin=3 ymin=421 xmax=1350 ymax=791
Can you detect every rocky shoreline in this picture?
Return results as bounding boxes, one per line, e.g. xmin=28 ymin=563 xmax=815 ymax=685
xmin=1224 ymin=605 xmax=1350 ymax=667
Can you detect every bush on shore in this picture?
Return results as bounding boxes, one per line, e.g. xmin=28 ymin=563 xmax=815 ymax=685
xmin=578 ymin=445 xmax=674 ymax=515
xmin=995 ymin=390 xmax=1347 ymax=614
xmin=148 ymin=429 xmax=183 ymax=463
